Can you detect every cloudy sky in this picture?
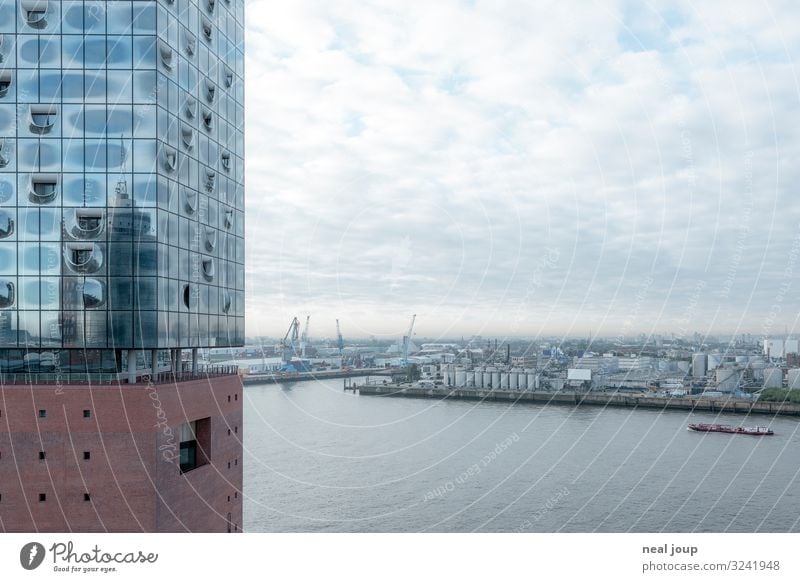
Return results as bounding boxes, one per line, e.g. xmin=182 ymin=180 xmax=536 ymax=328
xmin=243 ymin=0 xmax=800 ymax=340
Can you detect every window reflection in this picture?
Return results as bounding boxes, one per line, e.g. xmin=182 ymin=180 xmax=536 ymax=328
xmin=0 ymin=279 xmax=14 ymax=308
xmin=82 ymin=278 xmax=104 ymax=309
xmin=0 ymin=209 xmax=14 ymax=239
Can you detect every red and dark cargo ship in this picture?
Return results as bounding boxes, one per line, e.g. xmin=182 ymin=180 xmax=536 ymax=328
xmin=687 ymin=423 xmax=773 ymax=436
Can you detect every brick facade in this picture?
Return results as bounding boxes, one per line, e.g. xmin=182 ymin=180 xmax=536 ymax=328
xmin=0 ymin=375 xmax=242 ymax=532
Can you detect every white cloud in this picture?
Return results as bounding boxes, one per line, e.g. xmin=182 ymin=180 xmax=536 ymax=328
xmin=243 ymin=0 xmax=800 ymax=339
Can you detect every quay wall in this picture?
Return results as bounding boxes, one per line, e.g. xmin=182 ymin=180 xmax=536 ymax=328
xmin=356 ymin=385 xmax=800 ymax=417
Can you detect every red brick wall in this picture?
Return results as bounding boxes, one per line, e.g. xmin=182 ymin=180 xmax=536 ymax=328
xmin=0 ymin=375 xmax=242 ymax=533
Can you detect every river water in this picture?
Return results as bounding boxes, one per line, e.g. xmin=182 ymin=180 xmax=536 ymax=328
xmin=243 ymin=378 xmax=800 ymax=532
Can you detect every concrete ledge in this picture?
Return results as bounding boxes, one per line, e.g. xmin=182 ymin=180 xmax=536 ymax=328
xmin=356 ymin=385 xmax=800 ymax=416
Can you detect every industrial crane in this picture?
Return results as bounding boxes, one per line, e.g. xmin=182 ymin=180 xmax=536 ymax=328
xmin=299 ymin=315 xmax=310 ymax=358
xmin=401 ymin=314 xmax=417 ymax=367
xmin=280 ymin=317 xmax=300 ymax=363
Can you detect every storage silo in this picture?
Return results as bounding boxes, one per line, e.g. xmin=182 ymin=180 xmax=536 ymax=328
xmin=474 ymin=368 xmax=484 ymax=389
xmin=500 ymin=372 xmax=509 ymax=389
xmin=763 ymin=367 xmax=783 ymax=388
xmin=692 ymin=354 xmax=707 ymax=377
xmin=707 ymin=354 xmax=722 ymax=369
xmin=787 ymin=369 xmax=800 ymax=390
xmin=715 ymin=367 xmax=739 ymax=391
xmin=518 ymin=371 xmax=528 ymax=390
xmin=526 ymin=369 xmax=537 ymax=391
xmin=509 ymin=370 xmax=519 ymax=390
xmin=484 ymin=368 xmax=494 ymax=388
xmin=466 ymin=370 xmax=475 ymax=388
xmin=455 ymin=367 xmax=466 ymax=387
xmin=491 ymin=368 xmax=500 ymax=389
xmin=442 ymin=364 xmax=451 ymax=386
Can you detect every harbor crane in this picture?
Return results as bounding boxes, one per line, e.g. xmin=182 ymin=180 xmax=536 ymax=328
xmin=401 ymin=314 xmax=417 ymax=367
xmin=299 ymin=315 xmax=310 ymax=358
xmin=335 ymin=319 xmax=344 ymax=355
xmin=280 ymin=317 xmax=300 ymax=363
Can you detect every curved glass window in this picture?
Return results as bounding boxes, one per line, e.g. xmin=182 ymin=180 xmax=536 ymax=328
xmin=221 ymin=150 xmax=231 ymax=172
xmin=158 ymin=41 xmax=173 ymax=70
xmin=29 ymin=174 xmax=59 ymax=204
xmin=201 ymin=108 xmax=213 ymax=131
xmin=204 ymin=169 xmax=216 ymax=192
xmin=203 ymin=77 xmax=215 ymax=103
xmin=29 ymin=105 xmax=57 ymax=134
xmin=162 ymin=145 xmax=177 ymax=172
xmin=207 ymin=0 xmax=216 ymax=14
xmin=181 ymin=124 xmax=195 ymax=149
xmin=65 ymin=208 xmax=105 ymax=239
xmin=183 ymin=187 xmax=198 ymax=215
xmin=0 ymin=279 xmax=14 ymax=308
xmin=221 ymin=291 xmax=231 ymax=314
xmin=22 ymin=0 xmax=49 ymax=29
xmin=204 ymin=227 xmax=217 ymax=251
xmin=182 ymin=284 xmax=190 ymax=308
xmin=0 ymin=137 xmax=9 ymax=168
xmin=0 ymin=71 xmax=12 ymax=98
xmin=184 ymin=29 xmax=196 ymax=56
xmin=223 ymin=209 xmax=233 ymax=229
xmin=201 ymin=16 xmax=213 ymax=42
xmin=223 ymin=66 xmax=233 ymax=88
xmin=201 ymin=257 xmax=214 ymax=280
xmin=0 ymin=209 xmax=14 ymax=239
xmin=184 ymin=94 xmax=197 ymax=119
xmin=64 ymin=243 xmax=103 ymax=274
xmin=82 ymin=278 xmax=105 ymax=309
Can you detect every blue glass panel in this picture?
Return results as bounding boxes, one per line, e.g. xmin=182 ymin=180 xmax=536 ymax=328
xmin=62 ymin=36 xmax=84 ymax=68
xmin=107 ymin=36 xmax=133 ymax=69
xmin=40 ymin=278 xmax=60 ymax=309
xmin=39 ymin=71 xmax=62 ymax=102
xmin=62 ymin=1 xmax=84 ymax=33
xmin=39 ymin=37 xmax=61 ymax=68
xmin=84 ymin=1 xmax=106 ymax=33
xmin=0 ymin=243 xmax=15 ymax=275
xmin=63 ymin=138 xmax=85 ymax=171
xmin=84 ymin=71 xmax=107 ymax=103
xmin=84 ymin=36 xmax=107 ymax=68
xmin=107 ymin=105 xmax=133 ymax=137
xmin=108 ymin=2 xmax=133 ymax=35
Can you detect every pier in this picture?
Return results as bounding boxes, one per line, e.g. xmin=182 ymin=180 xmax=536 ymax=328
xmin=242 ymin=368 xmax=393 ymax=386
xmin=356 ymin=385 xmax=800 ymax=417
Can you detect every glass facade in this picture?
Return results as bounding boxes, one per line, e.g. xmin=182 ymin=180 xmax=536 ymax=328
xmin=0 ymin=0 xmax=245 ymax=374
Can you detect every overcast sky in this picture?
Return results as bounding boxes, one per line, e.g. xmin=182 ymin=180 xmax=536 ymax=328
xmin=243 ymin=0 xmax=800 ymax=341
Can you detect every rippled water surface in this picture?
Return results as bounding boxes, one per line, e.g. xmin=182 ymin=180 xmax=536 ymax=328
xmin=243 ymin=379 xmax=800 ymax=532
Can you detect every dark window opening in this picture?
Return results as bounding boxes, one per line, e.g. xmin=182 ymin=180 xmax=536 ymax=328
xmin=83 ymin=409 xmax=91 ymax=418
xmin=83 ymin=451 xmax=90 ymax=460
xmin=227 ymin=461 xmax=230 ymax=469
xmin=84 ymin=493 xmax=91 ymax=502
xmin=38 ymin=409 xmax=46 ymax=418
xmin=179 ymin=417 xmax=210 ymax=474
xmin=39 ymin=493 xmax=46 ymax=502
xmin=38 ymin=451 xmax=45 ymax=460
xmin=227 ymin=395 xmax=231 ymax=402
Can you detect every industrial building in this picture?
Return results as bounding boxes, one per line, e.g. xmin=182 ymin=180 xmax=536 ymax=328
xmin=0 ymin=0 xmax=244 ymax=532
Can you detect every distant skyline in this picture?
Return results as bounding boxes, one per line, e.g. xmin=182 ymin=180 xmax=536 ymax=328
xmin=244 ymin=0 xmax=800 ymax=339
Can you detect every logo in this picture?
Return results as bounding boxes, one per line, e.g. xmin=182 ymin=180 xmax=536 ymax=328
xmin=20 ymin=542 xmax=46 ymax=570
